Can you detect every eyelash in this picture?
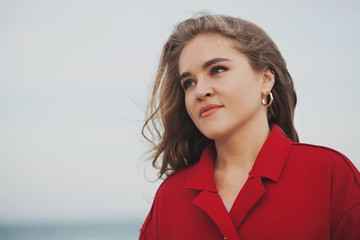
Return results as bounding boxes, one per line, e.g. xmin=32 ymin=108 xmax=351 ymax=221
xmin=210 ymin=65 xmax=228 ymax=75
xmin=182 ymin=79 xmax=195 ymax=90
xmin=181 ymin=65 xmax=228 ymax=91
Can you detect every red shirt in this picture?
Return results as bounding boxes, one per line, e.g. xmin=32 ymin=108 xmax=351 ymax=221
xmin=139 ymin=125 xmax=360 ymax=239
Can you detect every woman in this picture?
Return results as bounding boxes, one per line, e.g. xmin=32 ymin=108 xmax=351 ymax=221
xmin=139 ymin=14 xmax=360 ymax=240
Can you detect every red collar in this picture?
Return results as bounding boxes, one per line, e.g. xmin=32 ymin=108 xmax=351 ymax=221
xmin=186 ymin=125 xmax=293 ymax=191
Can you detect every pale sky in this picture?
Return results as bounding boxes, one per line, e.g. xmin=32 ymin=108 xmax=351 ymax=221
xmin=0 ymin=0 xmax=359 ymax=223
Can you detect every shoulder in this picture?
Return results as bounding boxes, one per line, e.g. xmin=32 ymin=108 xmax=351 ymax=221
xmin=139 ymin=165 xmax=195 ymax=238
xmin=156 ymin=164 xmax=194 ymax=197
xmin=291 ymin=142 xmax=348 ymax=159
xmin=289 ymin=142 xmax=360 ymax=187
xmin=289 ymin=143 xmax=360 ymax=234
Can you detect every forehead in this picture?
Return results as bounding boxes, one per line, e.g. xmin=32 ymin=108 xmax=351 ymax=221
xmin=179 ymin=33 xmax=238 ymax=73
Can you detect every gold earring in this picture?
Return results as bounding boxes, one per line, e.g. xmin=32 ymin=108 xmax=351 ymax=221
xmin=262 ymin=91 xmax=273 ymax=107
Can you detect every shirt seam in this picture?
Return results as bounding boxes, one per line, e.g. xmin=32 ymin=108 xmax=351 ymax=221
xmin=333 ymin=201 xmax=360 ymax=231
xmin=292 ymin=142 xmax=360 ymax=187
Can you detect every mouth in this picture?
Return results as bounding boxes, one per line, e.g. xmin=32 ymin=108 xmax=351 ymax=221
xmin=199 ymin=104 xmax=223 ymax=118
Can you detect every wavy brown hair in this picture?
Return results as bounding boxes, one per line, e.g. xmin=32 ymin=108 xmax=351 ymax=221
xmin=142 ymin=14 xmax=298 ymax=179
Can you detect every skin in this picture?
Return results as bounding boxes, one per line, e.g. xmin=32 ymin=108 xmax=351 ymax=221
xmin=179 ymin=33 xmax=275 ymax=206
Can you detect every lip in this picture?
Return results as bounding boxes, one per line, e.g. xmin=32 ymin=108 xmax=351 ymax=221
xmin=199 ymin=104 xmax=223 ymax=118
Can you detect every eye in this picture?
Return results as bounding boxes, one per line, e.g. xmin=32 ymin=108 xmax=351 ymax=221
xmin=210 ymin=66 xmax=228 ymax=76
xmin=182 ymin=79 xmax=195 ymax=90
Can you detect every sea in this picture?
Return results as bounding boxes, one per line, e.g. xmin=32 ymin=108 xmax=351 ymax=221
xmin=0 ymin=220 xmax=141 ymax=240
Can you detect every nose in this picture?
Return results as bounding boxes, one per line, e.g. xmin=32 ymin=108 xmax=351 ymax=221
xmin=195 ymin=78 xmax=214 ymax=101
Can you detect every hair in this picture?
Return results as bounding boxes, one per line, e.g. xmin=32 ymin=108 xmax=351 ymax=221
xmin=142 ymin=14 xmax=299 ymax=179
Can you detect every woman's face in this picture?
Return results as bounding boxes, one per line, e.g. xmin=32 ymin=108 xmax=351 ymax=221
xmin=178 ymin=33 xmax=272 ymax=141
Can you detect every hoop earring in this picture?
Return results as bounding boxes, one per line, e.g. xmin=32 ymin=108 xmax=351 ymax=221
xmin=262 ymin=91 xmax=273 ymax=107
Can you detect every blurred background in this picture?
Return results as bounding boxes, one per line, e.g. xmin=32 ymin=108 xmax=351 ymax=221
xmin=1 ymin=0 xmax=359 ymax=239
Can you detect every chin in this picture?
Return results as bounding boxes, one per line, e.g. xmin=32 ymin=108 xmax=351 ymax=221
xmin=200 ymin=129 xmax=228 ymax=141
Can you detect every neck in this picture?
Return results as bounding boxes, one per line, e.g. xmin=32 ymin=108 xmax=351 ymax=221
xmin=214 ymin=119 xmax=270 ymax=171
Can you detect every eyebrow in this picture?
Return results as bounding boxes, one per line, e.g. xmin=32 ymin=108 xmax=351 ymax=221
xmin=179 ymin=57 xmax=231 ymax=82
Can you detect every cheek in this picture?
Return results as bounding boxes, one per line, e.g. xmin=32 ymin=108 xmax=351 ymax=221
xmin=184 ymin=96 xmax=197 ymax=120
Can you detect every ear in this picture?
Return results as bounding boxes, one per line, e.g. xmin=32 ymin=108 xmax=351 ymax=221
xmin=261 ymin=68 xmax=275 ymax=94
